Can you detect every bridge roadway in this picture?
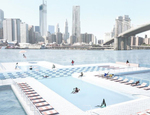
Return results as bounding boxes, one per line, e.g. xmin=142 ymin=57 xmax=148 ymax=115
xmin=103 ymin=23 xmax=150 ymax=50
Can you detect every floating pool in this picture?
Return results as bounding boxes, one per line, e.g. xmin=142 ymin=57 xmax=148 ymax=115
xmin=0 ymin=85 xmax=27 ymax=115
xmin=39 ymin=77 xmax=135 ymax=111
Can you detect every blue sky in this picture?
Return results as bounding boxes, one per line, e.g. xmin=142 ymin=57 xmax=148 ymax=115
xmin=1 ymin=0 xmax=150 ymax=39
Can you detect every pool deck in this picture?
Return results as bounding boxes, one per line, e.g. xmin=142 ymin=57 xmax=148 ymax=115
xmin=0 ymin=61 xmax=150 ymax=115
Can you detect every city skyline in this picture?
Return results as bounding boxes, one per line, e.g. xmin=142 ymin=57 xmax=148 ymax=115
xmin=1 ymin=0 xmax=150 ymax=39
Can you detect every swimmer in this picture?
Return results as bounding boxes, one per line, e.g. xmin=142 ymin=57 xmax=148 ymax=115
xmin=71 ymin=87 xmax=80 ymax=94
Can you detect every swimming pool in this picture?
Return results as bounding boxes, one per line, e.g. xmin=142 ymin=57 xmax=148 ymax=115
xmin=39 ymin=77 xmax=135 ymax=111
xmin=0 ymin=85 xmax=27 ymax=115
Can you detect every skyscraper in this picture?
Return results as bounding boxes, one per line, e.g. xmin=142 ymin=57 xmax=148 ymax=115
xmin=35 ymin=26 xmax=40 ymax=33
xmin=48 ymin=25 xmax=54 ymax=34
xmin=3 ymin=19 xmax=21 ymax=42
xmin=0 ymin=9 xmax=4 ymax=28
xmin=20 ymin=22 xmax=29 ymax=43
xmin=56 ymin=23 xmax=60 ymax=33
xmin=64 ymin=19 xmax=69 ymax=42
xmin=39 ymin=0 xmax=47 ymax=37
xmin=72 ymin=6 xmax=80 ymax=43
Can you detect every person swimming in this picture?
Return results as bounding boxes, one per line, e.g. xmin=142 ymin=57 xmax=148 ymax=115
xmin=95 ymin=99 xmax=106 ymax=108
xmin=23 ymin=54 xmax=26 ymax=58
xmin=71 ymin=87 xmax=80 ymax=94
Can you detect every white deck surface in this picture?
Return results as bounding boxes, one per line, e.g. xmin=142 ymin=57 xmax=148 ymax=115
xmin=0 ymin=61 xmax=150 ymax=115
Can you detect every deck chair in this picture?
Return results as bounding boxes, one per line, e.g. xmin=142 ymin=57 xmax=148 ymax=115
xmin=32 ymin=99 xmax=46 ymax=103
xmin=41 ymin=109 xmax=58 ymax=115
xmin=146 ymin=109 xmax=150 ymax=114
xmin=137 ymin=112 xmax=147 ymax=115
xmin=35 ymin=102 xmax=49 ymax=107
xmin=124 ymin=80 xmax=134 ymax=85
xmin=38 ymin=105 xmax=53 ymax=112
xmin=110 ymin=77 xmax=118 ymax=81
xmin=29 ymin=96 xmax=43 ymax=100
xmin=137 ymin=83 xmax=147 ymax=88
xmin=119 ymin=78 xmax=128 ymax=83
xmin=131 ymin=81 xmax=140 ymax=86
xmin=114 ymin=77 xmax=123 ymax=82
xmin=144 ymin=85 xmax=150 ymax=90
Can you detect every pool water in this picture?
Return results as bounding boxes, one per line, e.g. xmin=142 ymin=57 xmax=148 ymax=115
xmin=0 ymin=85 xmax=27 ymax=115
xmin=39 ymin=77 xmax=135 ymax=111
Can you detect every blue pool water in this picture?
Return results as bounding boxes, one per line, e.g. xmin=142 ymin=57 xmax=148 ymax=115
xmin=0 ymin=85 xmax=27 ymax=115
xmin=39 ymin=77 xmax=135 ymax=111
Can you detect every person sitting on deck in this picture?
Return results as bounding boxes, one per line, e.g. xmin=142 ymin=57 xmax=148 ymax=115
xmin=71 ymin=87 xmax=80 ymax=94
xmin=131 ymin=80 xmax=140 ymax=86
xmin=95 ymin=99 xmax=106 ymax=108
xmin=52 ymin=64 xmax=55 ymax=69
xmin=43 ymin=75 xmax=49 ymax=78
xmin=78 ymin=72 xmax=83 ymax=78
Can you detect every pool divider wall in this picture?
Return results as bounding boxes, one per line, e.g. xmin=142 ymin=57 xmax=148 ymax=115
xmin=11 ymin=84 xmax=34 ymax=115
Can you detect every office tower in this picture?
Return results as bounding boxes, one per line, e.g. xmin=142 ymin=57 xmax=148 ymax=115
xmin=115 ymin=15 xmax=131 ymax=37
xmin=0 ymin=28 xmax=2 ymax=39
xmin=28 ymin=25 xmax=35 ymax=44
xmin=131 ymin=36 xmax=143 ymax=46
xmin=48 ymin=34 xmax=56 ymax=43
xmin=56 ymin=23 xmax=60 ymax=33
xmin=70 ymin=35 xmax=76 ymax=45
xmin=72 ymin=6 xmax=80 ymax=43
xmin=64 ymin=19 xmax=69 ymax=42
xmin=48 ymin=25 xmax=54 ymax=34
xmin=35 ymin=26 xmax=40 ymax=33
xmin=98 ymin=39 xmax=104 ymax=44
xmin=0 ymin=9 xmax=4 ymax=28
xmin=3 ymin=19 xmax=21 ymax=42
xmin=56 ymin=32 xmax=62 ymax=44
xmin=80 ymin=33 xmax=94 ymax=44
xmin=20 ymin=22 xmax=29 ymax=43
xmin=39 ymin=0 xmax=47 ymax=37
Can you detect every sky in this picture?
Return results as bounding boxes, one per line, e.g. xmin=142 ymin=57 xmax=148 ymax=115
xmin=1 ymin=0 xmax=150 ymax=39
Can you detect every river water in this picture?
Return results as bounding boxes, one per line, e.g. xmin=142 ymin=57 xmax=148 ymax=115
xmin=0 ymin=49 xmax=150 ymax=67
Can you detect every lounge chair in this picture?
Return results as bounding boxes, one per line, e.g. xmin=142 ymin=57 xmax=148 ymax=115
xmin=32 ymin=99 xmax=45 ymax=103
xmin=114 ymin=77 xmax=123 ymax=82
xmin=41 ymin=110 xmax=58 ymax=115
xmin=29 ymin=96 xmax=42 ymax=100
xmin=23 ymin=89 xmax=34 ymax=92
xmin=137 ymin=112 xmax=147 ymax=115
xmin=119 ymin=78 xmax=128 ymax=83
xmin=35 ymin=102 xmax=49 ymax=107
xmin=25 ymin=91 xmax=37 ymax=95
xmin=146 ymin=109 xmax=150 ymax=114
xmin=38 ymin=105 xmax=53 ymax=112
xmin=110 ymin=77 xmax=118 ymax=81
xmin=124 ymin=80 xmax=134 ymax=85
xmin=27 ymin=93 xmax=39 ymax=97
xmin=144 ymin=85 xmax=150 ymax=90
xmin=137 ymin=83 xmax=147 ymax=88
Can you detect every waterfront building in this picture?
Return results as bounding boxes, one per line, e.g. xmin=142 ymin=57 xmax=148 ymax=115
xmin=144 ymin=38 xmax=150 ymax=44
xmin=64 ymin=19 xmax=69 ymax=42
xmin=0 ymin=28 xmax=3 ymax=39
xmin=72 ymin=6 xmax=80 ymax=43
xmin=20 ymin=22 xmax=29 ymax=43
xmin=35 ymin=26 xmax=40 ymax=33
xmin=39 ymin=1 xmax=47 ymax=37
xmin=80 ymin=33 xmax=94 ymax=44
xmin=48 ymin=34 xmax=56 ymax=43
xmin=70 ymin=35 xmax=76 ymax=45
xmin=0 ymin=9 xmax=4 ymax=29
xmin=3 ymin=19 xmax=21 ymax=42
xmin=48 ymin=25 xmax=54 ymax=34
xmin=115 ymin=15 xmax=131 ymax=37
xmin=56 ymin=32 xmax=62 ymax=44
xmin=131 ymin=36 xmax=144 ymax=46
xmin=94 ymin=36 xmax=97 ymax=44
xmin=98 ymin=39 xmax=104 ymax=44
xmin=28 ymin=25 xmax=35 ymax=44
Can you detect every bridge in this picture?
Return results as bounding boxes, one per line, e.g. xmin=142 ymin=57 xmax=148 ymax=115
xmin=103 ymin=23 xmax=150 ymax=50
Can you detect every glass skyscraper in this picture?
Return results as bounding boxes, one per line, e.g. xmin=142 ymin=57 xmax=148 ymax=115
xmin=39 ymin=1 xmax=47 ymax=37
xmin=48 ymin=25 xmax=54 ymax=34
xmin=72 ymin=6 xmax=80 ymax=43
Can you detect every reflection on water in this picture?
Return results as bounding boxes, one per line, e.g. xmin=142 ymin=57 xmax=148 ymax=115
xmin=0 ymin=49 xmax=150 ymax=66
